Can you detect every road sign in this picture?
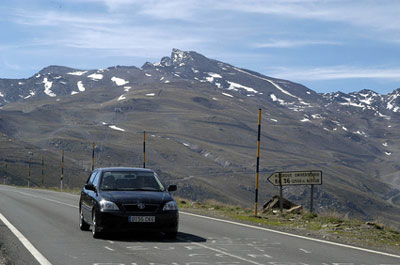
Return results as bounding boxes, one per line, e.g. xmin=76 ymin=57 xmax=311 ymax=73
xmin=268 ymin=171 xmax=322 ymax=186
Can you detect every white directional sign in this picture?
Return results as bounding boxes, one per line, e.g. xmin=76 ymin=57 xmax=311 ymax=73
xmin=268 ymin=171 xmax=322 ymax=186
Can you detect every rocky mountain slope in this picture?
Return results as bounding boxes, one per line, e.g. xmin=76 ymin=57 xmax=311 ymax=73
xmin=1 ymin=49 xmax=400 ymax=226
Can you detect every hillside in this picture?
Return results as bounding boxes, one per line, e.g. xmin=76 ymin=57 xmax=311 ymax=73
xmin=0 ymin=49 xmax=400 ymax=226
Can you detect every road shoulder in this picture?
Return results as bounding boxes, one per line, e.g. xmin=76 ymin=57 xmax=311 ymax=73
xmin=0 ymin=219 xmax=40 ymax=265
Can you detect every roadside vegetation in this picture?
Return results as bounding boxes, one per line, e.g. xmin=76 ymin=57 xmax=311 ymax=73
xmin=176 ymin=197 xmax=400 ymax=254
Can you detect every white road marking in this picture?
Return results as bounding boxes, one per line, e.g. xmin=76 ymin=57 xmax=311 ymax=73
xmin=14 ymin=191 xmax=78 ymax=208
xmin=181 ymin=212 xmax=400 ymax=259
xmin=178 ymin=237 xmax=265 ymax=265
xmin=299 ymin=248 xmax=312 ymax=254
xmin=104 ymin=246 xmax=115 ymax=251
xmin=0 ymin=212 xmax=52 ymax=265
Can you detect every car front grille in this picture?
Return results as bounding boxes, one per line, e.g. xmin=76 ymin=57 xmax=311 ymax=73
xmin=123 ymin=204 xmax=159 ymax=212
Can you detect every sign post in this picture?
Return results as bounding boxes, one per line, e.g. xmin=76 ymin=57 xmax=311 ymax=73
xmin=254 ymin=109 xmax=261 ymax=216
xmin=268 ymin=171 xmax=322 ymax=213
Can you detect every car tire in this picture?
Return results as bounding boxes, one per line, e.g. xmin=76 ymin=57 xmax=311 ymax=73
xmin=79 ymin=207 xmax=90 ymax=231
xmin=91 ymin=210 xmax=102 ymax=238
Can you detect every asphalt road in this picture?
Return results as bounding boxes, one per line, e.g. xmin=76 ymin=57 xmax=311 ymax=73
xmin=1 ymin=185 xmax=400 ymax=265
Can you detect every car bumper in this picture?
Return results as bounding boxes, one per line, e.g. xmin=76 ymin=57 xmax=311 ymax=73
xmin=96 ymin=210 xmax=179 ymax=233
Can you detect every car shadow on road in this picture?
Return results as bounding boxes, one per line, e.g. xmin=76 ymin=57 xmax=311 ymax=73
xmin=98 ymin=231 xmax=207 ymax=243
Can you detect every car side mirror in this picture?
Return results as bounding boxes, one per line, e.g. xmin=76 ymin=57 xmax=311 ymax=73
xmin=167 ymin=185 xmax=177 ymax=192
xmin=85 ymin=183 xmax=96 ymax=191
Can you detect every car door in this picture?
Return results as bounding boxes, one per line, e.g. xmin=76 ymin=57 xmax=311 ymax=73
xmin=81 ymin=170 xmax=99 ymax=220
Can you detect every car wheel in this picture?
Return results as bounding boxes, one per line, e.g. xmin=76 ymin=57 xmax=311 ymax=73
xmin=165 ymin=231 xmax=178 ymax=239
xmin=79 ymin=207 xmax=90 ymax=231
xmin=91 ymin=210 xmax=102 ymax=238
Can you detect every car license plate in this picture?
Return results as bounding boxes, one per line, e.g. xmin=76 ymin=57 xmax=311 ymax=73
xmin=129 ymin=216 xmax=155 ymax=223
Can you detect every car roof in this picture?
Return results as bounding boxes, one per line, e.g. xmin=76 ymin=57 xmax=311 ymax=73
xmin=96 ymin=167 xmax=154 ymax=172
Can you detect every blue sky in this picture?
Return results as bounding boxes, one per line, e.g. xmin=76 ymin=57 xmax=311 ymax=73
xmin=1 ymin=0 xmax=400 ymax=94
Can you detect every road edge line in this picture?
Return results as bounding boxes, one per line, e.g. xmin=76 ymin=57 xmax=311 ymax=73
xmin=181 ymin=211 xmax=400 ymax=259
xmin=0 ymin=212 xmax=52 ymax=265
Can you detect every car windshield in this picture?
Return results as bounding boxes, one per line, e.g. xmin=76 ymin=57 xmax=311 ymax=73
xmin=100 ymin=171 xmax=165 ymax=191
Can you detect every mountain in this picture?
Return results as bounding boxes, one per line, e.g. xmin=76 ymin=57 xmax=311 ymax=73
xmin=1 ymin=48 xmax=400 ymax=226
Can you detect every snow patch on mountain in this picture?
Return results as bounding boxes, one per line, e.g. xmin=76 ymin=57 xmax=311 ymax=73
xmin=270 ymin=94 xmax=289 ymax=106
xmin=227 ymin=81 xmax=258 ymax=94
xmin=68 ymin=71 xmax=87 ymax=76
xmin=77 ymin=81 xmax=85 ymax=92
xmin=386 ymin=91 xmax=400 ymax=112
xmin=109 ymin=125 xmax=125 ymax=132
xmin=43 ymin=78 xmax=56 ymax=97
xmin=24 ymin=90 xmax=36 ymax=99
xmin=354 ymin=130 xmax=367 ymax=137
xmin=0 ymin=92 xmax=3 ymax=97
xmin=111 ymin=77 xmax=129 ymax=86
xmin=339 ymin=97 xmax=364 ymax=108
xmin=233 ymin=67 xmax=310 ymax=105
xmin=118 ymin=95 xmax=126 ymax=101
xmin=222 ymin=93 xmax=233 ymax=98
xmin=88 ymin=73 xmax=103 ymax=80
xmin=146 ymin=93 xmax=155 ymax=97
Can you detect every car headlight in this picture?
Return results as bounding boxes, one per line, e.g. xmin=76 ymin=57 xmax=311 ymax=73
xmin=99 ymin=199 xmax=119 ymax=212
xmin=163 ymin=201 xmax=178 ymax=211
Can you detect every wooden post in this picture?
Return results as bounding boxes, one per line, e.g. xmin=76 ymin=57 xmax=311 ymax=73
xmin=28 ymin=161 xmax=31 ymax=188
xmin=254 ymin=109 xmax=262 ymax=216
xmin=4 ymin=163 xmax=7 ymax=185
xmin=279 ymin=172 xmax=283 ymax=213
xmin=92 ymin=142 xmax=95 ymax=171
xmin=60 ymin=150 xmax=64 ymax=191
xmin=143 ymin=131 xmax=146 ymax=168
xmin=41 ymin=155 xmax=44 ymax=187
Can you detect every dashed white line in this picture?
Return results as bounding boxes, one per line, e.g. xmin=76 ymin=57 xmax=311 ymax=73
xmin=178 ymin=237 xmax=265 ymax=265
xmin=299 ymin=248 xmax=312 ymax=254
xmin=15 ymin=191 xmax=78 ymax=208
xmin=0 ymin=212 xmax=52 ymax=265
xmin=104 ymin=246 xmax=115 ymax=252
xmin=181 ymin=212 xmax=400 ymax=259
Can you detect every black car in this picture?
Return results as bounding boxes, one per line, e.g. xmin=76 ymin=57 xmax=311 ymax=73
xmin=79 ymin=167 xmax=179 ymax=239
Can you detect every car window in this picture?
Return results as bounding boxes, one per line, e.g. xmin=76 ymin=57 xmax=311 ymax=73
xmin=92 ymin=172 xmax=100 ymax=187
xmin=100 ymin=171 xmax=165 ymax=191
xmin=87 ymin=170 xmax=98 ymax=184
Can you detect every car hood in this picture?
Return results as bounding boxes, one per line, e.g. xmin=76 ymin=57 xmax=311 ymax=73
xmin=100 ymin=190 xmax=173 ymax=205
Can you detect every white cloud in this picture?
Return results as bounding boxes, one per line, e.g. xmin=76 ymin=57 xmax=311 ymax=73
xmin=254 ymin=39 xmax=341 ymax=48
xmin=216 ymin=0 xmax=400 ymax=33
xmin=267 ymin=66 xmax=400 ymax=81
